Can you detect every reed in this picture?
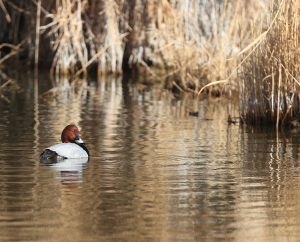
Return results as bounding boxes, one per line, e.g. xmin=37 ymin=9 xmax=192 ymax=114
xmin=43 ymin=0 xmax=88 ymax=79
xmin=0 ymin=0 xmax=20 ymax=99
xmin=0 ymin=0 xmax=10 ymax=22
xmin=0 ymin=1 xmax=268 ymax=85
xmin=97 ymin=0 xmax=124 ymax=75
xmin=239 ymin=0 xmax=300 ymax=126
xmin=121 ymin=0 xmax=268 ymax=94
xmin=4 ymin=0 xmax=299 ymax=126
xmin=0 ymin=43 xmax=21 ymax=66
xmin=0 ymin=42 xmax=21 ymax=101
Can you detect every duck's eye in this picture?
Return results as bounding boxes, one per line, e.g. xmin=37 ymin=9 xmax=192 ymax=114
xmin=74 ymin=135 xmax=84 ymax=144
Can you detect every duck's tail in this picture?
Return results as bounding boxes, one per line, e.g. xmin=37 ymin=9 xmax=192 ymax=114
xmin=40 ymin=149 xmax=65 ymax=163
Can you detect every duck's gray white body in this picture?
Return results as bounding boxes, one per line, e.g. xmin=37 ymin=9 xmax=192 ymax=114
xmin=46 ymin=143 xmax=89 ymax=159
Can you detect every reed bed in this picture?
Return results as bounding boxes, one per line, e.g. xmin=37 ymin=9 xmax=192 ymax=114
xmin=2 ymin=0 xmax=300 ymax=127
xmin=1 ymin=1 xmax=267 ymax=84
xmin=150 ymin=0 xmax=268 ymax=93
xmin=43 ymin=0 xmax=88 ymax=79
xmin=99 ymin=0 xmax=124 ymax=75
xmin=40 ymin=0 xmax=126 ymax=78
xmin=239 ymin=0 xmax=300 ymax=126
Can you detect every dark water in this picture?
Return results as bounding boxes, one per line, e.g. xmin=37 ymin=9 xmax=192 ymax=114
xmin=1 ymin=74 xmax=300 ymax=241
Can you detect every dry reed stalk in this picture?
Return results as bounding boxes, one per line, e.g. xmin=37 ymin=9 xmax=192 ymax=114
xmin=34 ymin=0 xmax=41 ymax=71
xmin=0 ymin=0 xmax=271 ymax=87
xmin=94 ymin=0 xmax=125 ymax=75
xmin=0 ymin=79 xmax=12 ymax=91
xmin=136 ymin=0 xmax=269 ymax=94
xmin=0 ymin=0 xmax=11 ymax=22
xmin=0 ymin=71 xmax=19 ymax=103
xmin=44 ymin=0 xmax=88 ymax=79
xmin=0 ymin=43 xmax=21 ymax=65
xmin=240 ymin=0 xmax=300 ymax=126
xmin=42 ymin=0 xmax=125 ymax=79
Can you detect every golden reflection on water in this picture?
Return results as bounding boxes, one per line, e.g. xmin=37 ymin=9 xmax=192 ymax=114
xmin=1 ymin=74 xmax=300 ymax=241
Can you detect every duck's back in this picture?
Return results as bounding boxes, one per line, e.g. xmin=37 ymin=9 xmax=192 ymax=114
xmin=40 ymin=143 xmax=88 ymax=162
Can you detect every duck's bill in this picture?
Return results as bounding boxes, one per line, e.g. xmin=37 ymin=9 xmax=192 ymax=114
xmin=74 ymin=135 xmax=85 ymax=144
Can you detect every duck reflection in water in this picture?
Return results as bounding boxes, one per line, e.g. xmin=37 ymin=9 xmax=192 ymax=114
xmin=50 ymin=157 xmax=89 ymax=184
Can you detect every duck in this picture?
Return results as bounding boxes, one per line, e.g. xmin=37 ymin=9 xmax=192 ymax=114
xmin=40 ymin=124 xmax=89 ymax=162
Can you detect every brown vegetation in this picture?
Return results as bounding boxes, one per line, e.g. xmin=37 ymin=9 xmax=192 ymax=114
xmin=240 ymin=0 xmax=300 ymax=126
xmin=0 ymin=0 xmax=299 ymax=126
xmin=0 ymin=1 xmax=266 ymax=81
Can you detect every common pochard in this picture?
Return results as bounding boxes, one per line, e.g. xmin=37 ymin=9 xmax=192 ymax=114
xmin=40 ymin=124 xmax=89 ymax=162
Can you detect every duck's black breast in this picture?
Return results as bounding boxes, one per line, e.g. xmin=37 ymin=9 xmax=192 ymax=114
xmin=78 ymin=143 xmax=90 ymax=156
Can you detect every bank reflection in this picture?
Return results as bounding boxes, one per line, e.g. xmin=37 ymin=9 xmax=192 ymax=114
xmin=234 ymin=127 xmax=300 ymax=241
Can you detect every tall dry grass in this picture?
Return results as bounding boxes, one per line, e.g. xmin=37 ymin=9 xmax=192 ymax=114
xmin=3 ymin=0 xmax=300 ymax=127
xmin=101 ymin=0 xmax=124 ymax=75
xmin=122 ymin=0 xmax=269 ymax=94
xmin=239 ymin=0 xmax=300 ymax=126
xmin=5 ymin=0 xmax=300 ymax=129
xmin=41 ymin=0 xmax=125 ymax=79
xmin=43 ymin=0 xmax=89 ymax=79
xmin=0 ymin=0 xmax=270 ymax=87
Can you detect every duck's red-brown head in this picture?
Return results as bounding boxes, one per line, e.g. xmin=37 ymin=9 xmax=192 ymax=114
xmin=61 ymin=124 xmax=84 ymax=144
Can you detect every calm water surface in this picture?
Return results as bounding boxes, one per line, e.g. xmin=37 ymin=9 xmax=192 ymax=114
xmin=1 ymin=73 xmax=300 ymax=241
